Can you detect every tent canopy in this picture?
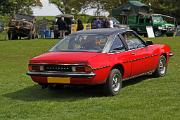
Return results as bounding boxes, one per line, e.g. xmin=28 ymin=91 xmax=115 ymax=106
xmin=112 ymin=1 xmax=150 ymax=16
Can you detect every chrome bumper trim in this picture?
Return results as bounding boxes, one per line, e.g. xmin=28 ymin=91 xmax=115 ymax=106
xmin=27 ymin=71 xmax=96 ymax=78
xmin=169 ymin=52 xmax=174 ymax=57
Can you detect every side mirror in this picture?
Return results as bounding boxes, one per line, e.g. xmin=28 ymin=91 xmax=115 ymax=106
xmin=146 ymin=40 xmax=153 ymax=46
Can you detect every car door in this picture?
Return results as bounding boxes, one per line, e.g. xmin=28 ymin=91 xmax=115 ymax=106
xmin=122 ymin=31 xmax=153 ymax=77
xmin=108 ymin=35 xmax=132 ymax=79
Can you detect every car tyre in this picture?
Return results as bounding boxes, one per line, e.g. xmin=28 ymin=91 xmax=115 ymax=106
xmin=104 ymin=69 xmax=122 ymax=96
xmin=166 ymin=33 xmax=174 ymax=37
xmin=153 ymin=55 xmax=167 ymax=77
xmin=154 ymin=30 xmax=162 ymax=37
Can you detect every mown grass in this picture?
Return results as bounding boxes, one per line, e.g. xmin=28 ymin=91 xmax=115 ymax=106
xmin=0 ymin=37 xmax=180 ymax=120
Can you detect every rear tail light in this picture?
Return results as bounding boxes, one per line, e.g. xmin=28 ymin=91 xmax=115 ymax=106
xmin=72 ymin=66 xmax=93 ymax=73
xmin=28 ymin=65 xmax=44 ymax=71
xmin=28 ymin=65 xmax=33 ymax=71
xmin=28 ymin=64 xmax=93 ymax=73
xmin=84 ymin=66 xmax=93 ymax=73
xmin=74 ymin=67 xmax=85 ymax=72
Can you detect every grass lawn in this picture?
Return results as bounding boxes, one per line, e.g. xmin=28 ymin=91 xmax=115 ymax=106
xmin=0 ymin=37 xmax=180 ymax=120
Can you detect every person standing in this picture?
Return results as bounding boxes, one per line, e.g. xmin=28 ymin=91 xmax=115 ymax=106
xmin=56 ymin=17 xmax=67 ymax=38
xmin=96 ymin=18 xmax=102 ymax=28
xmin=92 ymin=18 xmax=97 ymax=29
xmin=77 ymin=19 xmax=84 ymax=31
xmin=109 ymin=18 xmax=114 ymax=28
xmin=104 ymin=18 xmax=110 ymax=28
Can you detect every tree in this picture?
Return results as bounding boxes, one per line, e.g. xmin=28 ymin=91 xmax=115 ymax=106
xmin=49 ymin=0 xmax=88 ymax=14
xmin=0 ymin=0 xmax=42 ymax=15
xmin=142 ymin=0 xmax=180 ymax=23
xmin=49 ymin=0 xmax=180 ymax=22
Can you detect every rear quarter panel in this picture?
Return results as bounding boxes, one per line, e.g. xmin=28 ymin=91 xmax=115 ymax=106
xmin=151 ymin=44 xmax=171 ymax=70
xmin=88 ymin=52 xmax=132 ymax=83
xmin=87 ymin=53 xmax=111 ymax=84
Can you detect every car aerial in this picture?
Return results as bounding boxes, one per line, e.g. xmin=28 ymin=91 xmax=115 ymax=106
xmin=27 ymin=28 xmax=173 ymax=96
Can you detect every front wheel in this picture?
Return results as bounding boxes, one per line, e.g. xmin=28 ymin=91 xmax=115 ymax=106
xmin=104 ymin=69 xmax=122 ymax=96
xmin=153 ymin=55 xmax=167 ymax=77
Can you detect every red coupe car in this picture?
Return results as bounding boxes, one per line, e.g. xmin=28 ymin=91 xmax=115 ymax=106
xmin=27 ymin=28 xmax=173 ymax=96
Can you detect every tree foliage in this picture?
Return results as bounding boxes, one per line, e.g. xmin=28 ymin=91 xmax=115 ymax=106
xmin=49 ymin=0 xmax=88 ymax=14
xmin=0 ymin=0 xmax=179 ymax=23
xmin=0 ymin=0 xmax=42 ymax=15
xmin=142 ymin=0 xmax=180 ymax=23
xmin=49 ymin=0 xmax=180 ymax=22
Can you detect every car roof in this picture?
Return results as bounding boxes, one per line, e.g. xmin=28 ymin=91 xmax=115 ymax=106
xmin=72 ymin=28 xmax=130 ymax=35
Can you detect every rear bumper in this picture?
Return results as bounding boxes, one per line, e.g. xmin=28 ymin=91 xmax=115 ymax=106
xmin=27 ymin=71 xmax=96 ymax=78
xmin=169 ymin=52 xmax=174 ymax=57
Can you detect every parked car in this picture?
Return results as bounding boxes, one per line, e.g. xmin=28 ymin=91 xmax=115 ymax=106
xmin=8 ymin=14 xmax=36 ymax=40
xmin=27 ymin=28 xmax=173 ymax=96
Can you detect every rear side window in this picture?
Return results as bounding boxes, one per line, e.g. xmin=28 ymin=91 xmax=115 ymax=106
xmin=110 ymin=35 xmax=125 ymax=52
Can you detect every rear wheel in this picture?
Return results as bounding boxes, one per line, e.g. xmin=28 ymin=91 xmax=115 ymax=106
xmin=153 ymin=55 xmax=167 ymax=77
xmin=154 ymin=30 xmax=162 ymax=37
xmin=104 ymin=69 xmax=122 ymax=96
xmin=166 ymin=33 xmax=174 ymax=37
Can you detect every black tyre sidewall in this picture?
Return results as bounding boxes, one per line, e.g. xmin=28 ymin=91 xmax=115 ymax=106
xmin=105 ymin=69 xmax=122 ymax=96
xmin=154 ymin=30 xmax=162 ymax=37
xmin=154 ymin=55 xmax=167 ymax=77
xmin=166 ymin=33 xmax=174 ymax=37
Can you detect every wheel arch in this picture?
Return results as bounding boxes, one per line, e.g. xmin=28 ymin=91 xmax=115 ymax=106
xmin=160 ymin=53 xmax=169 ymax=63
xmin=111 ymin=64 xmax=124 ymax=77
xmin=161 ymin=53 xmax=167 ymax=59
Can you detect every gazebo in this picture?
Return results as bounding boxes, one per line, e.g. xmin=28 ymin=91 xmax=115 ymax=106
xmin=112 ymin=0 xmax=150 ymax=24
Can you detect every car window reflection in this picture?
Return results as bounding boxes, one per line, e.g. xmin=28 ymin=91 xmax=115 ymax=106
xmin=122 ymin=32 xmax=145 ymax=50
xmin=50 ymin=34 xmax=109 ymax=52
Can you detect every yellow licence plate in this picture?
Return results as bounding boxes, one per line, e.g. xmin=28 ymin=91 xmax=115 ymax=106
xmin=47 ymin=77 xmax=70 ymax=84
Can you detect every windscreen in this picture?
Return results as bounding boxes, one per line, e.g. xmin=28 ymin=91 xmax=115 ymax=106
xmin=50 ymin=34 xmax=109 ymax=52
xmin=152 ymin=16 xmax=164 ymax=23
